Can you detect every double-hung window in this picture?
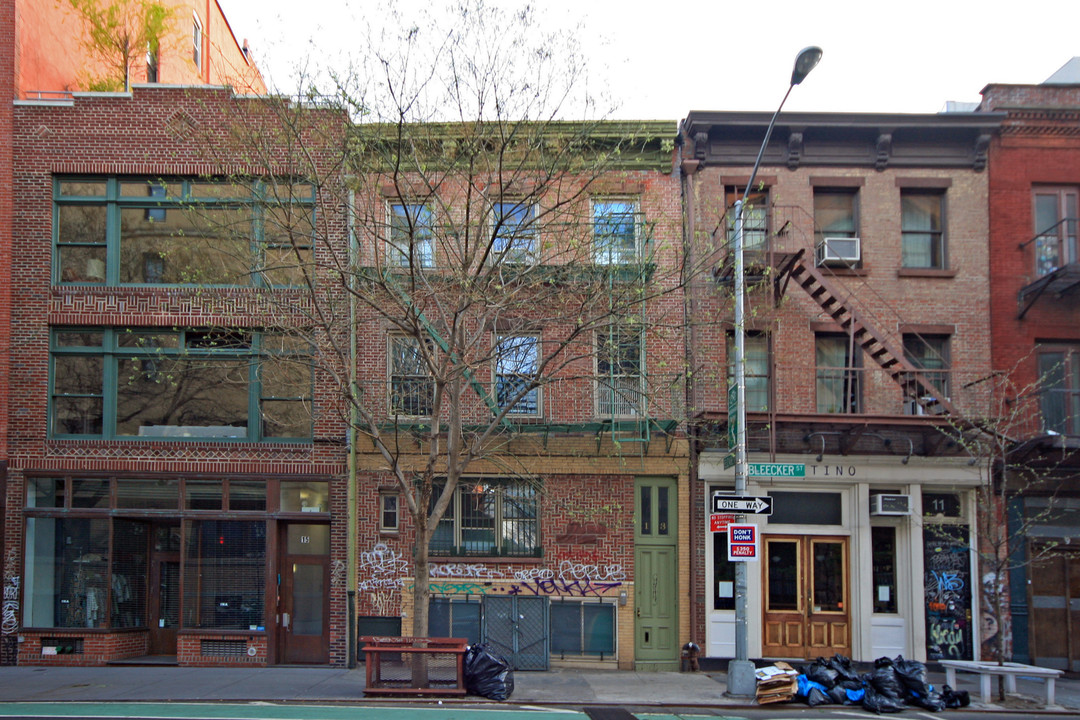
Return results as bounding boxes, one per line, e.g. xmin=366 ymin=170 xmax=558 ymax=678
xmin=814 ymin=189 xmax=860 ymax=266
xmin=903 ymin=334 xmax=950 ymax=407
xmin=495 ymin=334 xmax=539 ymax=416
xmin=1038 ymin=346 xmax=1080 ymax=435
xmin=192 ymin=13 xmax=203 ymax=70
xmin=389 ymin=203 xmax=433 ymax=267
xmin=1033 ymin=187 xmax=1079 ymax=277
xmin=491 ymin=202 xmax=536 ymax=263
xmin=54 ymin=177 xmax=315 ymax=287
xmin=597 ymin=325 xmax=643 ymax=416
xmin=49 ymin=328 xmax=312 ymax=441
xmin=726 ymin=332 xmax=769 ymax=412
xmin=431 ymin=479 xmax=540 ymax=557
xmin=389 ymin=336 xmax=434 ymax=416
xmin=901 ymin=191 xmax=945 ymax=269
xmin=593 ymin=199 xmax=639 ymax=264
xmin=816 ymin=333 xmax=862 ymax=413
xmin=725 ymin=187 xmax=769 ymax=251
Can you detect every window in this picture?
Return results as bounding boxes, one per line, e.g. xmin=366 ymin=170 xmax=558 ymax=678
xmin=901 ymin=191 xmax=945 ymax=269
xmin=593 ymin=199 xmax=639 ymax=263
xmin=50 ymin=328 xmax=312 ymax=441
xmin=183 ymin=520 xmax=265 ymax=630
xmin=192 ymin=13 xmax=203 ymax=70
xmin=814 ymin=189 xmax=859 ymax=265
xmin=816 ymin=333 xmax=861 ymax=413
xmin=146 ymin=42 xmax=159 ymax=83
xmin=712 ymin=531 xmax=736 ymax=610
xmin=431 ymin=479 xmax=540 ymax=557
xmin=597 ymin=325 xmax=643 ymax=416
xmin=871 ymin=526 xmax=898 ymax=613
xmin=495 ymin=334 xmax=539 ymax=416
xmin=389 ymin=203 xmax=433 ymax=267
xmin=1033 ymin=187 xmax=1078 ymax=277
xmin=550 ymin=600 xmax=616 ymax=657
xmin=380 ymin=493 xmax=400 ymax=532
xmin=903 ymin=334 xmax=950 ymax=403
xmin=389 ymin=336 xmax=434 ymax=416
xmin=726 ymin=187 xmax=769 ymax=251
xmin=491 ymin=202 xmax=536 ymax=262
xmin=1038 ymin=346 xmax=1080 ymax=435
xmin=726 ymin=332 xmax=769 ymax=412
xmin=54 ymin=177 xmax=315 ymax=287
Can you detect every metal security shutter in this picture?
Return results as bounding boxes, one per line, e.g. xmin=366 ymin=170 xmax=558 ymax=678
xmin=483 ymin=595 xmax=548 ymax=670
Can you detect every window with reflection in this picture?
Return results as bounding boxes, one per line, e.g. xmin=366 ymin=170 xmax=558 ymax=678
xmin=50 ymin=328 xmax=312 ymax=441
xmin=431 ymin=479 xmax=540 ymax=557
xmin=54 ymin=177 xmax=315 ymax=287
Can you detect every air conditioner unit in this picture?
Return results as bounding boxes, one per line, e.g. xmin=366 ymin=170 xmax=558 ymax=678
xmin=816 ymin=236 xmax=861 ymax=265
xmin=871 ymin=494 xmax=912 ymax=516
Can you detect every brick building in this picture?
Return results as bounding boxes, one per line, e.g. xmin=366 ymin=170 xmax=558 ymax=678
xmin=4 ymin=86 xmax=350 ymax=666
xmin=979 ymin=77 xmax=1080 ymax=672
xmin=345 ymin=121 xmax=691 ymax=672
xmin=680 ymin=110 xmax=1002 ymax=664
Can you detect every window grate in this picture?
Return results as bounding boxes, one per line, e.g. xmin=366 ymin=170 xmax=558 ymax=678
xmin=42 ymin=637 xmax=84 ymax=654
xmin=201 ymin=639 xmax=246 ymax=657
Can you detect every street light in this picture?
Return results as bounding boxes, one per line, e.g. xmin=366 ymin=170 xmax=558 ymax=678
xmin=727 ymin=45 xmax=822 ymax=699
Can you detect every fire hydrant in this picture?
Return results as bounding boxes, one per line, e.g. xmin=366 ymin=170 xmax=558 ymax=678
xmin=681 ymin=642 xmax=700 ymax=672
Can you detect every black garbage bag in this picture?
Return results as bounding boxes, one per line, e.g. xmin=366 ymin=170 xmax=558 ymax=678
xmin=862 ymin=684 xmax=906 ymax=713
xmin=463 ymin=643 xmax=515 ymax=701
xmin=802 ymin=657 xmax=839 ymax=688
xmin=827 ymin=653 xmax=861 ymax=685
xmin=806 ymin=686 xmax=831 ymax=706
xmin=893 ymin=655 xmax=932 ymax=698
xmin=827 ymin=684 xmax=856 ymax=705
xmin=909 ymin=690 xmax=946 ymax=712
xmin=941 ymin=684 xmax=971 ymax=709
xmin=867 ymin=659 xmax=904 ymax=700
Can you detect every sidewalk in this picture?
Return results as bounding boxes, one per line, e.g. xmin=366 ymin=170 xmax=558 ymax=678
xmin=0 ymin=664 xmax=1075 ymax=713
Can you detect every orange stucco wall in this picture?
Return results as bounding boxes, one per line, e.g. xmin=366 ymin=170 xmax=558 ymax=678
xmin=14 ymin=0 xmax=264 ymax=97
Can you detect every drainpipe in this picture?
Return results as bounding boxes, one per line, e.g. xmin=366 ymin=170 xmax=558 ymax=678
xmin=347 ymin=189 xmax=358 ymax=667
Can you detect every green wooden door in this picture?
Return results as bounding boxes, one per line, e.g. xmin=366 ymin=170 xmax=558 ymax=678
xmin=634 ymin=477 xmax=679 ymax=670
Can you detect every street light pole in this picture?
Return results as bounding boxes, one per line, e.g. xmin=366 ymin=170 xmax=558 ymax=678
xmin=727 ymin=46 xmax=822 ymax=699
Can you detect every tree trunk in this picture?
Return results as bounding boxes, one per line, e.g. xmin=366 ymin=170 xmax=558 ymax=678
xmin=410 ymin=520 xmax=431 ymax=688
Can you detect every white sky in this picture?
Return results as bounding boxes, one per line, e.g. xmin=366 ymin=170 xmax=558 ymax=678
xmin=220 ymin=0 xmax=1080 ymax=120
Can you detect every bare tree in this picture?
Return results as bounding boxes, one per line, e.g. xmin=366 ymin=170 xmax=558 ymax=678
xmin=202 ymin=0 xmax=702 ymax=646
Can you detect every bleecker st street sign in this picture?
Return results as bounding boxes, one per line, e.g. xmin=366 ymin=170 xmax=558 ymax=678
xmin=711 ymin=494 xmax=773 ymax=515
xmin=747 ymin=462 xmax=805 ymax=477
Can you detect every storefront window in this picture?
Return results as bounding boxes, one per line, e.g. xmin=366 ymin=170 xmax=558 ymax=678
xmin=712 ymin=532 xmax=736 ymax=610
xmin=183 ymin=520 xmax=266 ymax=630
xmin=24 ymin=517 xmax=110 ymax=628
xmin=872 ymin=526 xmax=898 ymax=613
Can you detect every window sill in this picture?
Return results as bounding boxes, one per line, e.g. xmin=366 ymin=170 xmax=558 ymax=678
xmin=897 ymin=268 xmax=957 ymax=278
xmin=818 ymin=265 xmax=868 ymax=277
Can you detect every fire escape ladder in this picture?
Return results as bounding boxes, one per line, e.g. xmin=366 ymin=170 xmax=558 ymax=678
xmin=780 ymin=250 xmax=957 ymax=417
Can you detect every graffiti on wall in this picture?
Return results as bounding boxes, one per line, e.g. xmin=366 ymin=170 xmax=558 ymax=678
xmin=358 ymin=543 xmax=410 ymax=591
xmin=980 ymin=571 xmax=1011 ymax=661
xmin=331 ymin=560 xmax=346 ymax=588
xmin=2 ymin=549 xmax=19 ymax=635
xmin=430 ymin=563 xmax=504 ymax=579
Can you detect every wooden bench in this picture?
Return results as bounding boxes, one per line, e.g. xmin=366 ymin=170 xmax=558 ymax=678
xmin=940 ymin=660 xmax=1064 ymax=707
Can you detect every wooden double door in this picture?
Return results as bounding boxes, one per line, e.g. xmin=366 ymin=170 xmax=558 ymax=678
xmin=762 ymin=535 xmax=850 ymax=659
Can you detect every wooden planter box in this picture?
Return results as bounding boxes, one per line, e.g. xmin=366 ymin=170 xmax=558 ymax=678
xmin=361 ymin=636 xmax=468 ymax=697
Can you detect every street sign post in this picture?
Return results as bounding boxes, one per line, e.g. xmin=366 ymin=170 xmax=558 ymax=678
xmin=711 ymin=494 xmax=773 ymax=515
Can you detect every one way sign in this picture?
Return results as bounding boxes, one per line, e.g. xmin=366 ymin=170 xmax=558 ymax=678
xmin=711 ymin=494 xmax=773 ymax=515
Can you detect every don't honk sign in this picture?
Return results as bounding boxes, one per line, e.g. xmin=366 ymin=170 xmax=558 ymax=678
xmin=727 ymin=523 xmax=759 ymax=562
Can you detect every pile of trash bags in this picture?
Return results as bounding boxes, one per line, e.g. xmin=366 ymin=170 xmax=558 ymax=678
xmin=795 ymin=654 xmax=970 ymax=712
xmin=463 ymin=643 xmax=515 ymax=701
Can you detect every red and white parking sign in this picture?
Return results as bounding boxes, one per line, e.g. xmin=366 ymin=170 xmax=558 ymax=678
xmin=727 ymin=523 xmax=759 ymax=562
